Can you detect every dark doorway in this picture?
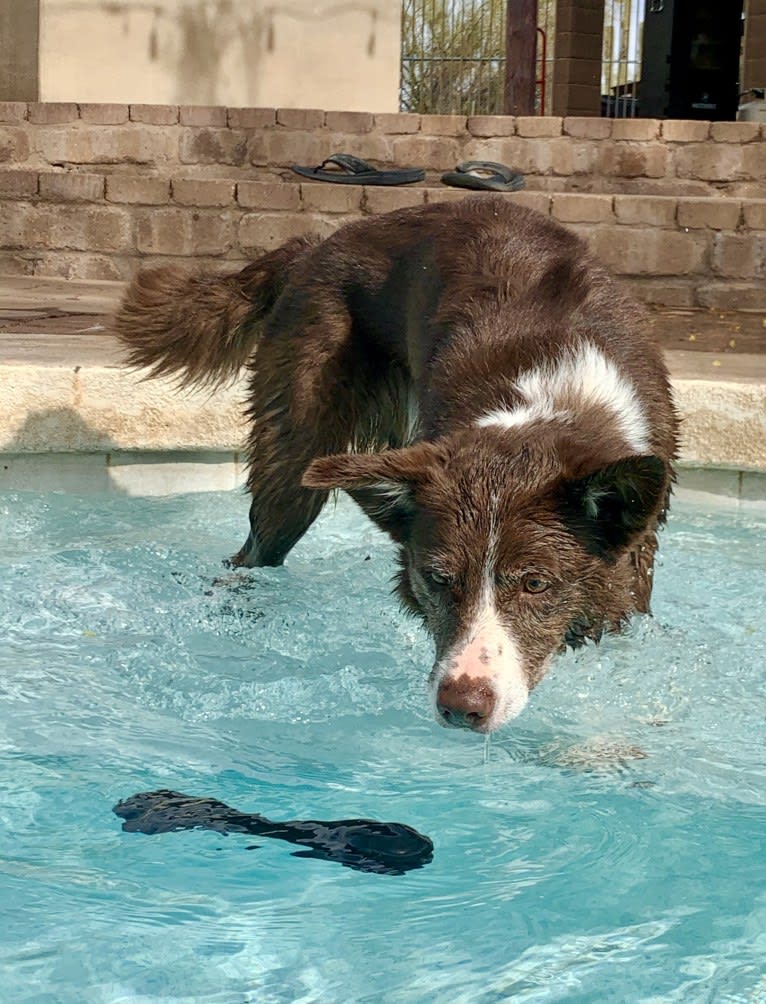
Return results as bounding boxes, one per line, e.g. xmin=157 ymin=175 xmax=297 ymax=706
xmin=640 ymin=0 xmax=744 ymax=120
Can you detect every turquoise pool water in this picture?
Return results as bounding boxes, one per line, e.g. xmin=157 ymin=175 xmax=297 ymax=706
xmin=1 ymin=487 xmax=765 ymax=1003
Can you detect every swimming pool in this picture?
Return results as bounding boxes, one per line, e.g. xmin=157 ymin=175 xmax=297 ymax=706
xmin=1 ymin=486 xmax=765 ymax=1003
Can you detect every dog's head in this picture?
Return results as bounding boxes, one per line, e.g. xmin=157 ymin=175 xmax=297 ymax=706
xmin=303 ymin=431 xmax=668 ymax=734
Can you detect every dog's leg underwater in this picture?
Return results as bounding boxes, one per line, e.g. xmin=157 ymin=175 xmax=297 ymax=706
xmin=231 ymin=300 xmax=362 ymax=567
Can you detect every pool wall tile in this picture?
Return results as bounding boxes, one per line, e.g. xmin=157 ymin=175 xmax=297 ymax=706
xmin=740 ymin=471 xmax=766 ymax=507
xmin=673 ymin=466 xmax=741 ymax=508
xmin=0 ymin=453 xmax=110 ymax=493
xmin=107 ymin=451 xmax=241 ymax=496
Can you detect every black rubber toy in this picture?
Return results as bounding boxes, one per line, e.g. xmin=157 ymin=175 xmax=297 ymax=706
xmin=114 ymin=789 xmax=434 ymax=876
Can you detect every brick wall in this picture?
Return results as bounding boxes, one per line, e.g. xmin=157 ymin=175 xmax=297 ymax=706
xmin=1 ymin=103 xmax=766 ymax=308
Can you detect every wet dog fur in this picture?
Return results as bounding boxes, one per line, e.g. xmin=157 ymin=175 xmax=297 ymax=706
xmin=115 ymin=197 xmax=678 ymax=734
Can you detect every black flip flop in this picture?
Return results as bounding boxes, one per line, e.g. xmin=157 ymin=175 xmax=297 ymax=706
xmin=441 ymin=161 xmax=525 ymax=192
xmin=291 ymin=153 xmax=425 ymax=186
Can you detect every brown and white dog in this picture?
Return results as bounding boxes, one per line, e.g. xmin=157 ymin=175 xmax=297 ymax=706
xmin=115 ymin=197 xmax=678 ymax=734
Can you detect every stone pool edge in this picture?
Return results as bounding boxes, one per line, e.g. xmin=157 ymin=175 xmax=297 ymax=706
xmin=1 ymin=350 xmax=765 ymax=503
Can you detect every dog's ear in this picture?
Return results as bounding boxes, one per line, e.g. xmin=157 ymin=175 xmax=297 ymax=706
xmin=302 ymin=444 xmax=443 ymax=543
xmin=557 ymin=455 xmax=667 ymax=558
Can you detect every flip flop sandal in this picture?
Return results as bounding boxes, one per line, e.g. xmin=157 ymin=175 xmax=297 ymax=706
xmin=441 ymin=161 xmax=525 ymax=192
xmin=291 ymin=153 xmax=425 ymax=186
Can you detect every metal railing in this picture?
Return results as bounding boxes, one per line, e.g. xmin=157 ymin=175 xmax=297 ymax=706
xmin=602 ymin=0 xmax=644 ymax=117
xmin=400 ymin=0 xmax=553 ymax=115
xmin=400 ymin=0 xmax=644 ymax=118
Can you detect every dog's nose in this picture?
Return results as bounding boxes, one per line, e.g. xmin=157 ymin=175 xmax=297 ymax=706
xmin=436 ymin=677 xmax=495 ymax=731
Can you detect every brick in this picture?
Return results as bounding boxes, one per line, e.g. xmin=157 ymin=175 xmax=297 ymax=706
xmin=611 ymin=119 xmax=660 ymax=141
xmin=0 ymin=170 xmax=38 ymax=198
xmin=391 ymin=135 xmax=461 ymax=171
xmin=300 ymin=183 xmax=362 ymax=213
xmin=549 ymin=138 xmax=598 ymax=175
xmin=555 ymin=5 xmax=603 ymax=36
xmin=551 ymin=193 xmax=613 ymax=223
xmin=106 ymin=176 xmax=170 ymax=204
xmin=421 ymin=114 xmax=467 ymax=136
xmin=172 ymin=178 xmax=235 ymax=206
xmin=598 ymin=142 xmax=668 ymax=178
xmin=506 ymin=191 xmax=551 ymax=215
xmin=364 ymin=187 xmax=426 ymax=214
xmin=661 ymin=120 xmax=710 ymax=143
xmin=250 ymin=130 xmax=333 ymax=167
xmin=555 ymin=56 xmax=603 ymax=85
xmin=41 ymin=125 xmax=177 ymax=166
xmin=588 ymin=226 xmax=706 ymax=276
xmin=276 ymin=108 xmax=325 ymax=129
xmin=551 ymin=82 xmax=602 ymax=118
xmin=227 ymin=107 xmax=276 ymax=129
xmin=0 ymin=251 xmax=35 ymax=275
xmin=6 ymin=204 xmax=132 ymax=252
xmin=31 ymin=251 xmax=125 ymax=281
xmin=373 ymin=113 xmax=421 ymax=134
xmin=677 ymin=199 xmax=741 ymax=230
xmin=236 ymin=180 xmax=302 ymax=210
xmin=466 ymin=136 xmax=553 ymax=176
xmin=555 ymin=29 xmax=603 ymax=59
xmin=467 ymin=115 xmax=516 ymax=138
xmin=0 ymin=127 xmax=30 ymax=163
xmin=711 ymin=233 xmax=763 ymax=278
xmin=179 ymin=128 xmax=248 ymax=165
xmin=425 ymin=187 xmax=473 ymax=204
xmin=325 ymin=134 xmax=394 ymax=164
xmin=28 ymin=102 xmax=79 ymax=124
xmin=179 ymin=105 xmax=228 ymax=127
xmin=563 ymin=116 xmax=611 ymax=140
xmin=78 ymin=103 xmax=129 ymax=124
xmin=697 ymin=282 xmax=766 ymax=310
xmin=137 ymin=207 xmax=232 ymax=255
xmin=674 ymin=144 xmax=744 ymax=182
xmin=710 ymin=121 xmax=761 ymax=143
xmin=39 ymin=172 xmax=105 ymax=202
xmin=743 ymin=201 xmax=766 ymax=229
xmin=129 ymin=104 xmax=179 ymax=125
xmin=742 ymin=143 xmax=766 ymax=179
xmin=613 ymin=195 xmax=677 ymax=226
xmin=325 ymin=111 xmax=374 ymax=133
xmin=516 ymin=116 xmax=563 ymax=137
xmin=239 ymin=211 xmax=323 ymax=253
xmin=0 ymin=102 xmax=28 ymax=123
xmin=628 ymin=278 xmax=697 ymax=307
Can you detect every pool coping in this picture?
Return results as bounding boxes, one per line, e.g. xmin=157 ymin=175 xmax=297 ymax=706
xmin=2 ymin=278 xmax=766 ymax=500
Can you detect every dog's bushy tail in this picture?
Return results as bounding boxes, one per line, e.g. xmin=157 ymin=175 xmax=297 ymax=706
xmin=114 ymin=235 xmax=319 ymax=389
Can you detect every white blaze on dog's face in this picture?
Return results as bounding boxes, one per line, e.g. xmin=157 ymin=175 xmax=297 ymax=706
xmin=302 ymin=435 xmax=668 ymax=734
xmin=423 ymin=555 xmax=533 ymax=733
xmin=405 ymin=496 xmax=567 ymax=735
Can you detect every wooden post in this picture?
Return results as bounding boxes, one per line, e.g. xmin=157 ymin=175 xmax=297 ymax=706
xmin=504 ymin=0 xmax=538 ymax=115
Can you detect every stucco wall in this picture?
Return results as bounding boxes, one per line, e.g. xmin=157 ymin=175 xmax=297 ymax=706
xmin=37 ymin=0 xmax=401 ymax=113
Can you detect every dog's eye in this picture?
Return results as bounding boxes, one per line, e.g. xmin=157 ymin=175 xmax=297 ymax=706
xmin=425 ymin=568 xmax=452 ymax=586
xmin=523 ymin=574 xmax=550 ymax=594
